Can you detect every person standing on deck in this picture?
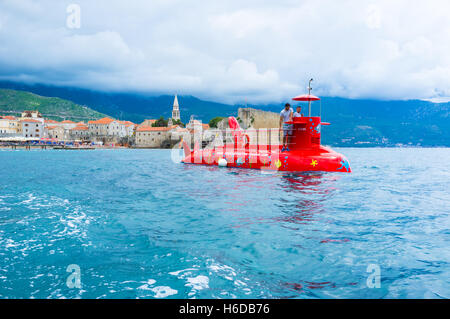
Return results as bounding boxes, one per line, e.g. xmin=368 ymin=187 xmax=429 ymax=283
xmin=293 ymin=106 xmax=304 ymax=118
xmin=279 ymin=103 xmax=293 ymax=152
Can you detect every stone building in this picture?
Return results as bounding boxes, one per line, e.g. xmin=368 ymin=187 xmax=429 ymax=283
xmin=135 ymin=125 xmax=175 ymax=148
xmin=21 ymin=110 xmax=43 ymax=120
xmin=168 ymin=95 xmax=181 ymax=126
xmin=88 ymin=117 xmax=127 ymax=138
xmin=140 ymin=119 xmax=157 ymax=126
xmin=172 ymin=94 xmax=180 ymax=121
xmin=170 ymin=126 xmax=190 ymax=144
xmin=185 ymin=115 xmax=210 ymax=145
xmin=44 ymin=119 xmax=61 ymax=127
xmin=21 ymin=118 xmax=44 ymax=138
xmin=0 ymin=116 xmax=20 ymax=135
xmin=69 ymin=124 xmax=90 ymax=141
xmin=186 ymin=115 xmax=210 ymax=131
xmin=119 ymin=121 xmax=136 ymax=137
xmin=60 ymin=120 xmax=78 ymax=130
xmin=47 ymin=126 xmax=68 ymax=140
xmin=172 ymin=95 xmax=180 ymax=120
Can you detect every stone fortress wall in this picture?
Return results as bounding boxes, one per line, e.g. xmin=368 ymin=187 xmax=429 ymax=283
xmin=237 ymin=108 xmax=280 ymax=129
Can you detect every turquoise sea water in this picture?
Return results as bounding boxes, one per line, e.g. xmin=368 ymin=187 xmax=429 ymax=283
xmin=0 ymin=148 xmax=449 ymax=299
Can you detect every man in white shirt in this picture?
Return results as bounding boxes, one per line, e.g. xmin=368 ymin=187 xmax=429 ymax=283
xmin=293 ymin=106 xmax=303 ymax=118
xmin=279 ymin=103 xmax=293 ymax=152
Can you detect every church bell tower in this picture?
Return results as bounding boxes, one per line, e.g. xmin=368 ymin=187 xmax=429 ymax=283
xmin=171 ymin=94 xmax=180 ymax=121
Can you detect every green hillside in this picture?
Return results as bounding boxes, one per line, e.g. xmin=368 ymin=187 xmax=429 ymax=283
xmin=0 ymin=89 xmax=107 ymax=122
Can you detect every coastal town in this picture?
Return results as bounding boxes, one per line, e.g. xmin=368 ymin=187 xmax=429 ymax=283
xmin=0 ymin=95 xmax=212 ymax=149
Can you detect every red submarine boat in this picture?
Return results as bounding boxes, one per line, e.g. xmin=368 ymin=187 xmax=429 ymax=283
xmin=182 ymin=84 xmax=351 ymax=173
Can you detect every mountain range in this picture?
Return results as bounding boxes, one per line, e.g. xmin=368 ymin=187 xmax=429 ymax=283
xmin=0 ymin=88 xmax=106 ymax=122
xmin=0 ymin=81 xmax=448 ymax=147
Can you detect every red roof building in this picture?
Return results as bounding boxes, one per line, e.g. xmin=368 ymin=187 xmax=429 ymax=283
xmin=88 ymin=117 xmax=115 ymax=125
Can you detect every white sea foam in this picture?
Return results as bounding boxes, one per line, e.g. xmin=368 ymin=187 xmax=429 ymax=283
xmin=136 ymin=279 xmax=156 ymax=290
xmin=208 ymin=261 xmax=237 ymax=280
xmin=151 ymin=286 xmax=178 ymax=298
xmin=185 ymin=275 xmax=209 ymax=291
xmin=169 ymin=268 xmax=198 ymax=277
xmin=58 ymin=207 xmax=90 ymax=238
xmin=137 ymin=284 xmax=150 ymax=290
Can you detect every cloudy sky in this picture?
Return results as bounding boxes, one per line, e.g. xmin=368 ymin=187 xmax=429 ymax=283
xmin=0 ymin=0 xmax=449 ymax=103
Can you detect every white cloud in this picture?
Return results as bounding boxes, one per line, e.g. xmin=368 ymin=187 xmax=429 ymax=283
xmin=0 ymin=0 xmax=449 ymax=103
